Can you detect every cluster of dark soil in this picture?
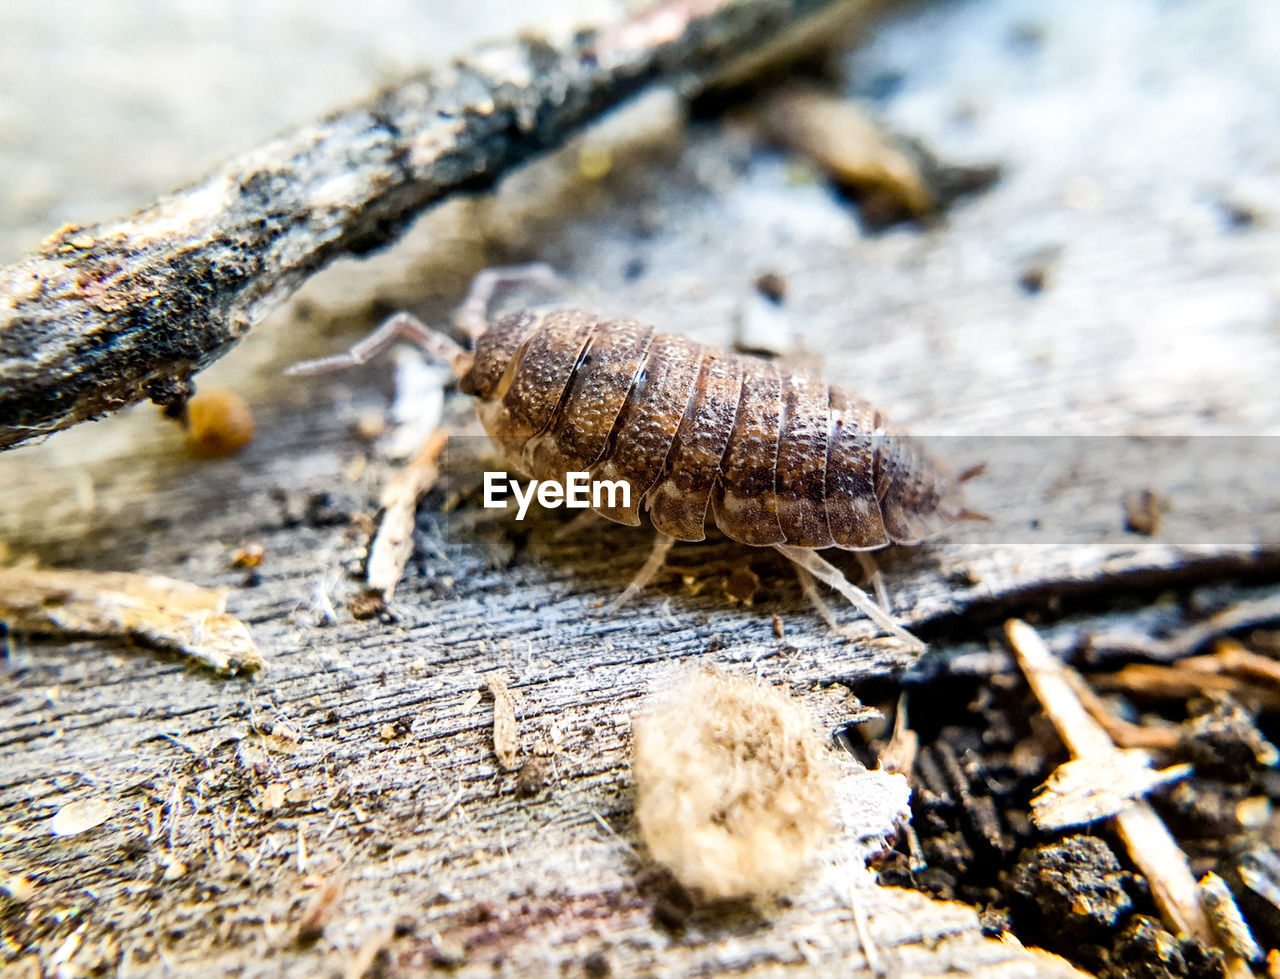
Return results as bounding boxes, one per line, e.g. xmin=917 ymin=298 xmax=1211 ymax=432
xmin=848 ymin=627 xmax=1280 ymax=978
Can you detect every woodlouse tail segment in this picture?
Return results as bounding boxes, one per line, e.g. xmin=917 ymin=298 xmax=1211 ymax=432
xmin=875 ymin=435 xmax=958 ymax=544
xmin=284 ymin=311 xmax=473 ymax=379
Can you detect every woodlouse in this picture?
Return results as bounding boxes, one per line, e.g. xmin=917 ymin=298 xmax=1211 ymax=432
xmin=291 ymin=266 xmax=972 ymax=647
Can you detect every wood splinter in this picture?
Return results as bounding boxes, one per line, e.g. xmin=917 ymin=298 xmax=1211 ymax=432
xmin=0 ymin=565 xmax=264 ymax=676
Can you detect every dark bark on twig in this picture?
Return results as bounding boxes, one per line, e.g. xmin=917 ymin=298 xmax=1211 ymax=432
xmin=0 ymin=0 xmax=855 ymax=451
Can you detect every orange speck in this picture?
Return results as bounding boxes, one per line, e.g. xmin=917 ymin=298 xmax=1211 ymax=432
xmin=185 ymin=388 xmax=254 ymax=457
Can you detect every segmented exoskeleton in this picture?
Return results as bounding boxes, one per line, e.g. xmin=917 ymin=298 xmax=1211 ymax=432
xmin=464 ymin=306 xmax=962 ymax=551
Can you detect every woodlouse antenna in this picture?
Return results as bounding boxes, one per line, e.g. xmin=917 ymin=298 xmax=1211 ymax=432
xmin=453 ymin=263 xmax=562 ymax=340
xmin=284 ymin=311 xmax=473 ymax=378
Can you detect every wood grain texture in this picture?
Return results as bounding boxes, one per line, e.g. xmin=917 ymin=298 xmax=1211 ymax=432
xmin=2 ymin=0 xmax=1279 ymax=975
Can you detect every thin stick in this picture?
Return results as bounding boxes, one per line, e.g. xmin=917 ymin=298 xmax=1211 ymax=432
xmin=1004 ymin=619 xmax=1212 ymax=945
xmin=367 ymin=428 xmax=449 ymax=598
xmin=0 ymin=0 xmax=861 ymax=451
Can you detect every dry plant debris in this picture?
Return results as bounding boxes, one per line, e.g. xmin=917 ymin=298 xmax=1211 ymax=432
xmin=869 ymin=606 xmax=1280 ymax=978
xmin=0 ymin=565 xmax=263 ymax=675
xmin=1122 ymin=487 xmax=1166 ymax=536
xmin=295 ymin=875 xmax=344 ymax=945
xmin=47 ymin=798 xmax=116 ymax=837
xmin=1199 ymin=872 xmax=1264 ymax=967
xmin=366 ymin=428 xmax=448 ymax=599
xmin=1031 ymin=751 xmax=1192 ymax=831
xmin=1004 ymin=619 xmax=1213 ymax=944
xmin=759 ymin=84 xmax=1000 ymax=226
xmin=632 ymin=669 xmax=836 ymax=899
xmin=484 ymin=672 xmax=520 ymax=772
xmin=763 ymin=85 xmax=936 ymax=219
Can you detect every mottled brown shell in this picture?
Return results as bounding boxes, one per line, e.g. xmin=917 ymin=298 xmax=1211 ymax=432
xmin=460 ymin=308 xmax=961 ymax=549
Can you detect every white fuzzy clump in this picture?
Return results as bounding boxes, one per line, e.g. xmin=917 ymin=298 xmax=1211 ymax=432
xmin=632 ymin=670 xmax=836 ymax=899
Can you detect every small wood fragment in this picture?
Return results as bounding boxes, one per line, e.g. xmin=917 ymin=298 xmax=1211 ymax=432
xmin=49 ymin=798 xmax=116 ymax=837
xmin=0 ymin=565 xmax=264 ymax=675
xmin=1123 ymin=488 xmax=1165 ymax=536
xmin=1199 ymin=872 xmax=1264 ymax=967
xmin=367 ymin=428 xmax=448 ymax=599
xmin=230 ymin=540 xmax=265 ymax=569
xmin=345 ymin=922 xmax=395 ymax=979
xmin=1091 ymin=662 xmax=1280 ymax=712
xmin=878 ymin=694 xmax=918 ymax=777
xmin=484 ymin=672 xmax=520 ymax=771
xmin=763 ymin=86 xmax=936 ymax=218
xmin=297 ymin=875 xmax=344 ymax=945
xmin=1031 ymin=752 xmax=1191 ymax=831
xmin=1185 ymin=638 xmax=1280 ymax=687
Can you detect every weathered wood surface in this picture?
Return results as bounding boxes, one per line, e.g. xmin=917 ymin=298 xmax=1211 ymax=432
xmin=2 ymin=0 xmax=1279 ymax=975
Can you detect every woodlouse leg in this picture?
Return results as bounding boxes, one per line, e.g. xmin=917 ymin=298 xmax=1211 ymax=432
xmin=607 ymin=533 xmax=676 ymax=610
xmin=285 ymin=312 xmax=473 ymax=378
xmin=455 ymin=263 xmax=561 ymax=339
xmin=775 ymin=545 xmax=924 ymax=651
xmin=855 ymin=551 xmax=892 ymax=613
xmin=551 ymin=509 xmax=605 ymax=542
xmin=792 ymin=564 xmax=844 ymax=633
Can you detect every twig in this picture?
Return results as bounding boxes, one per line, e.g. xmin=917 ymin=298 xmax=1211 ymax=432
xmin=0 ymin=0 xmax=862 ymax=451
xmin=366 ymin=428 xmax=449 ymax=598
xmin=1184 ymin=638 xmax=1280 ymax=687
xmin=1083 ymin=592 xmax=1280 ymax=661
xmin=878 ymin=693 xmax=918 ymax=776
xmin=1004 ymin=619 xmax=1213 ymax=944
xmin=844 ymin=868 xmax=886 ymax=977
xmin=296 ymin=875 xmax=345 ymax=945
xmin=1062 ymin=669 xmax=1181 ymax=751
xmin=484 ymin=672 xmax=520 ymax=771
xmin=1090 ymin=663 xmax=1280 ymax=712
